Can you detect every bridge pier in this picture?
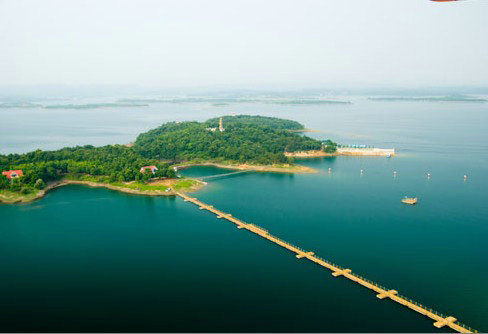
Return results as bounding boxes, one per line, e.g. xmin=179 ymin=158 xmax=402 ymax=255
xmin=434 ymin=316 xmax=457 ymax=329
xmin=332 ymin=269 xmax=352 ymax=277
xmin=296 ymin=252 xmax=314 ymax=259
xmin=377 ymin=289 xmax=398 ymax=299
xmin=174 ymin=192 xmax=476 ymax=334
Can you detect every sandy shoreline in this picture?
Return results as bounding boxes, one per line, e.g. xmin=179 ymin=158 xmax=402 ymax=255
xmin=285 ymin=150 xmax=332 ymax=158
xmin=174 ymin=162 xmax=318 ymax=174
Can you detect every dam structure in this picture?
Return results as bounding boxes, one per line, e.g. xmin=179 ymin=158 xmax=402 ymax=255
xmin=176 ymin=192 xmax=477 ymax=333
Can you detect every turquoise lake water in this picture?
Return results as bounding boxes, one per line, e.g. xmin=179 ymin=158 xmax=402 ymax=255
xmin=0 ymin=97 xmax=487 ymax=332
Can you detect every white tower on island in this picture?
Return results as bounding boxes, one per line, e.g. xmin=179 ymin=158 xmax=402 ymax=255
xmin=219 ymin=117 xmax=225 ymax=132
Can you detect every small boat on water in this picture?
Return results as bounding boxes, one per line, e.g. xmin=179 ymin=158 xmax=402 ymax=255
xmin=401 ymin=197 xmax=418 ymax=205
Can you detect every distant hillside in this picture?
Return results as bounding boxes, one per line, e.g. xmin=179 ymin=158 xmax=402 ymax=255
xmin=369 ymin=95 xmax=486 ymax=102
xmin=135 ymin=115 xmax=324 ymax=164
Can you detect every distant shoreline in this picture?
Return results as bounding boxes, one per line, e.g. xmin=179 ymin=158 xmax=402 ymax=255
xmin=369 ymin=96 xmax=486 ymax=103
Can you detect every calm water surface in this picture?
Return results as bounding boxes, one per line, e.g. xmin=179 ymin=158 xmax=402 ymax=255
xmin=0 ymin=98 xmax=487 ymax=332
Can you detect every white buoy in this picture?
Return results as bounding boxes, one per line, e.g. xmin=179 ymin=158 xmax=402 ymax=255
xmin=328 ymin=167 xmax=332 ymax=173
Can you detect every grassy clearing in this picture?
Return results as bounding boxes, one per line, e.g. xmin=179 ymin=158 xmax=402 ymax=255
xmin=110 ymin=181 xmax=169 ymax=192
xmin=64 ymin=173 xmax=202 ymax=192
xmin=0 ymin=189 xmax=40 ymax=203
xmin=1 ymin=174 xmax=202 ymax=204
xmin=172 ymin=179 xmax=199 ymax=191
xmin=65 ymin=173 xmax=169 ymax=191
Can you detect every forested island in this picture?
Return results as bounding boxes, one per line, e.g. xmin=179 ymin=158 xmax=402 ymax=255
xmin=0 ymin=115 xmax=336 ymax=203
xmin=134 ymin=115 xmax=328 ymax=164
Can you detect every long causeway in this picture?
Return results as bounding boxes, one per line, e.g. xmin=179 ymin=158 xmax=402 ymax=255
xmin=176 ymin=192 xmax=477 ymax=333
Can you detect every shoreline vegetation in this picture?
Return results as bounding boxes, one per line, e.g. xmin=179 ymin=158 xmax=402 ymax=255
xmin=1 ymin=115 xmax=325 ymax=204
xmin=0 ymin=177 xmax=205 ymax=204
xmin=175 ymin=161 xmax=318 ymax=174
xmin=1 ymin=115 xmax=391 ymax=204
xmin=287 ymin=128 xmax=320 ymax=133
xmin=0 ymin=160 xmax=316 ymax=204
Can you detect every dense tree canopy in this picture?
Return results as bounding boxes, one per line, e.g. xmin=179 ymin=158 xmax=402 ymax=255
xmin=0 ymin=145 xmax=175 ymax=193
xmin=205 ymin=115 xmax=305 ymax=130
xmin=322 ymin=139 xmax=338 ymax=153
xmin=134 ymin=115 xmax=324 ymax=164
xmin=1 ymin=115 xmax=336 ymax=195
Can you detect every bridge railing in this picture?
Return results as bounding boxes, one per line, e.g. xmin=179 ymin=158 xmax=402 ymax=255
xmin=392 ymin=292 xmax=480 ymax=333
xmin=199 ymin=170 xmax=251 ymax=180
xmin=314 ymin=255 xmax=344 ymax=270
xmin=327 ymin=267 xmax=477 ymax=332
xmin=454 ymin=321 xmax=478 ymax=333
xmin=178 ymin=192 xmax=479 ymax=333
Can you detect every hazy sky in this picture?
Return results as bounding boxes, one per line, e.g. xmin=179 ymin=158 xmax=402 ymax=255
xmin=1 ymin=0 xmax=487 ymax=88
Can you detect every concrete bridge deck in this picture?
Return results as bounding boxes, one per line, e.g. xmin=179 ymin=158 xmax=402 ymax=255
xmin=176 ymin=192 xmax=477 ymax=333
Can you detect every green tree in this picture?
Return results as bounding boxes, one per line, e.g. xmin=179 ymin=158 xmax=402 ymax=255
xmin=0 ymin=175 xmax=9 ymax=190
xmin=34 ymin=179 xmax=46 ymax=190
xmin=142 ymin=171 xmax=152 ymax=183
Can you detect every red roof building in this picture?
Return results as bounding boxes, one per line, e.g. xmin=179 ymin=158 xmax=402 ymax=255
xmin=2 ymin=170 xmax=23 ymax=179
xmin=140 ymin=166 xmax=158 ymax=174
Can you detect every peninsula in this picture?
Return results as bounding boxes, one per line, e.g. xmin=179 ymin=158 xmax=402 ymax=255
xmin=1 ymin=115 xmax=396 ymax=204
xmin=0 ymin=115 xmax=331 ymax=203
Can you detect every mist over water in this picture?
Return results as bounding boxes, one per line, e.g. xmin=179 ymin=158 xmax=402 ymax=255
xmin=0 ymin=97 xmax=487 ymax=332
xmin=1 ymin=95 xmax=487 ymax=157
